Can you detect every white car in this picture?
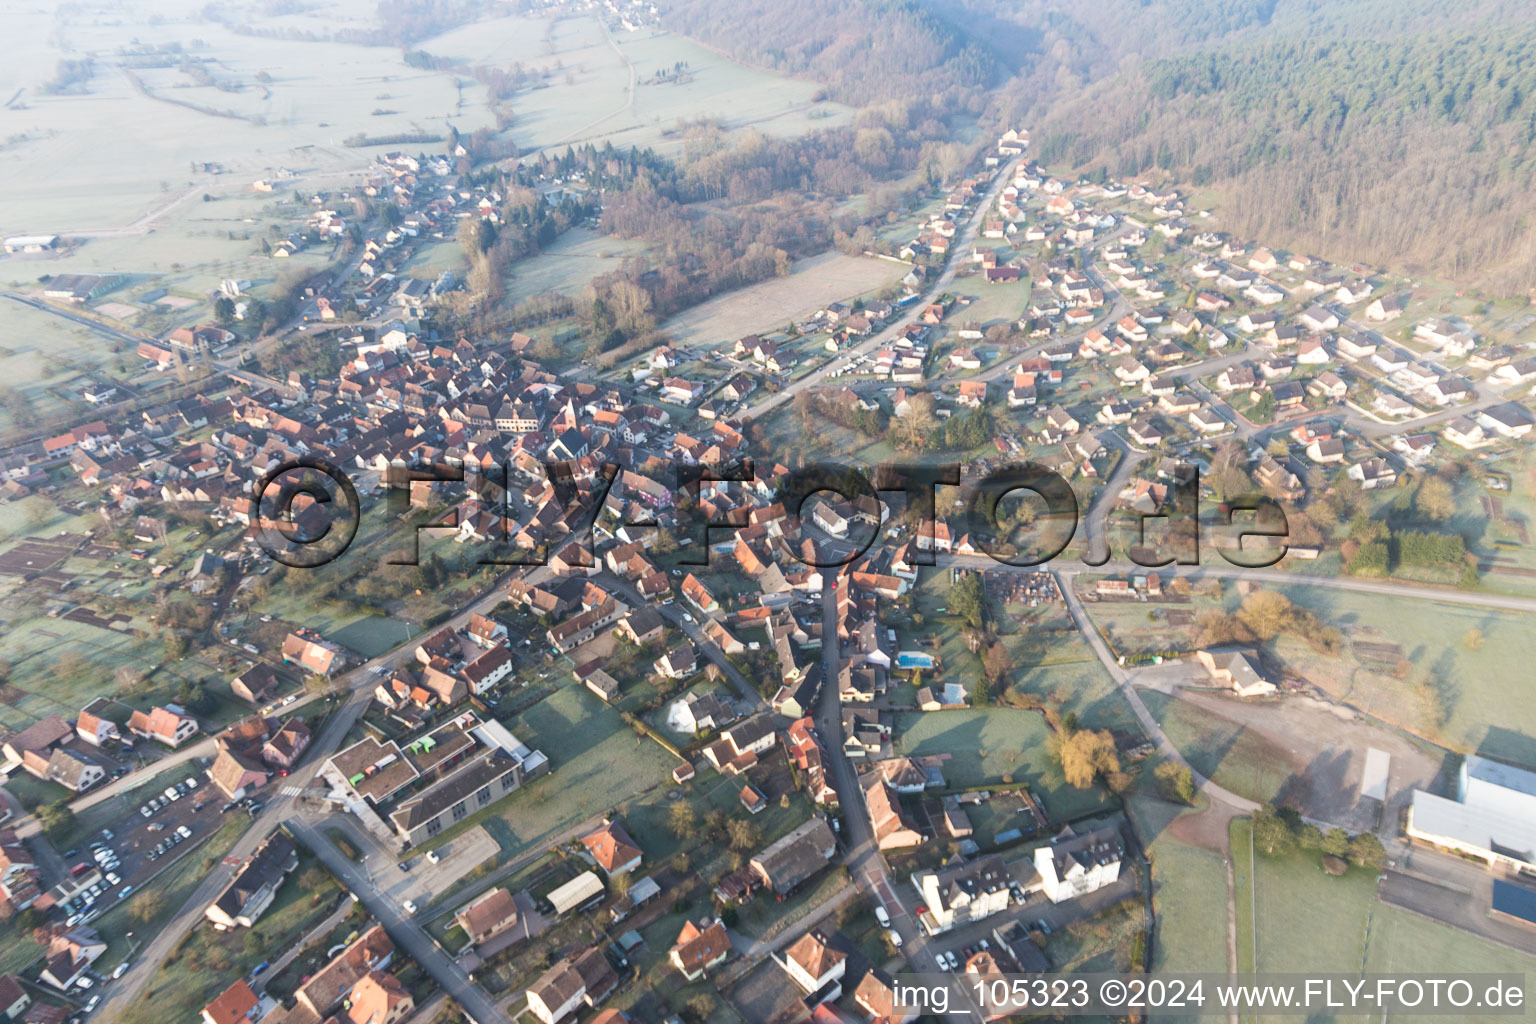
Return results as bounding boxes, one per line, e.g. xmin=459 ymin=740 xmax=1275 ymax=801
xmin=112 ymin=962 xmax=129 ymax=979
xmin=886 ymin=928 xmax=902 ymax=948
xmin=139 ymin=806 xmax=152 ymax=818
xmin=402 ymin=898 xmax=418 ymax=915
xmin=185 ymin=777 xmax=199 ymax=790
xmin=425 ymin=850 xmax=440 ymax=864
xmin=177 ymin=825 xmax=192 ymax=839
xmin=84 ymin=995 xmax=100 ymax=1014
xmin=874 ymin=905 xmax=890 ymax=928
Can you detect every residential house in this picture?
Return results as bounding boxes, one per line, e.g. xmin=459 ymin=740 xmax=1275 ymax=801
xmin=126 ymin=704 xmax=200 ymax=748
xmin=668 ymin=919 xmax=732 ymax=981
xmin=780 ymin=931 xmax=847 ymax=1001
xmin=526 ymin=948 xmax=619 ymax=1024
xmin=1034 ymin=825 xmax=1123 ymax=903
xmin=455 ymin=887 xmax=521 ymax=947
xmin=581 ymin=821 xmax=643 ymax=876
xmin=912 ymin=855 xmax=1014 ymax=935
xmin=749 ymin=817 xmax=836 ymax=895
xmin=205 ymin=833 xmax=298 ymax=930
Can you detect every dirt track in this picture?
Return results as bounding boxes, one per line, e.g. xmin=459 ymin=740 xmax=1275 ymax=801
xmin=1174 ymin=688 xmax=1448 ymax=831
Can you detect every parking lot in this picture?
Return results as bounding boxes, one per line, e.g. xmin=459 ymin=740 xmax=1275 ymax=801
xmin=54 ymin=770 xmax=243 ymax=925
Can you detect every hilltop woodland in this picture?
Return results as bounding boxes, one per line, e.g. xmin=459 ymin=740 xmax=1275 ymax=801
xmin=674 ymin=0 xmax=1536 ymax=294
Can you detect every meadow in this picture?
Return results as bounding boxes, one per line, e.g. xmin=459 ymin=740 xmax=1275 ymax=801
xmin=468 ymin=683 xmax=681 ymax=860
xmin=1231 ymin=817 xmax=1535 ymax=1023
xmin=660 ymin=251 xmax=899 ymax=345
xmin=892 ymin=707 xmax=1115 ymax=820
xmin=1269 ymin=584 xmax=1536 ymax=765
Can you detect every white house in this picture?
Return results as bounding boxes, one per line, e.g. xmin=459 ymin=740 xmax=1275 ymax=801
xmin=911 ymin=855 xmax=1014 ymax=934
xmin=1034 ymin=826 xmax=1123 ymax=903
xmin=779 ymin=930 xmax=847 ymax=1000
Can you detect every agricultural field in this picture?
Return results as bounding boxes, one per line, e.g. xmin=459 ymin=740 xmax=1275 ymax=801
xmin=0 ymin=0 xmax=492 ymax=264
xmin=0 ymin=299 xmax=139 ymax=432
xmin=661 ymin=251 xmax=898 ymax=346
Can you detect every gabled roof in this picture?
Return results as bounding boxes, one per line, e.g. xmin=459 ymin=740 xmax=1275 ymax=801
xmin=581 ymin=822 xmax=642 ymax=874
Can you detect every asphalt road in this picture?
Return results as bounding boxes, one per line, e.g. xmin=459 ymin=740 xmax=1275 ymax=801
xmin=739 ymin=160 xmax=1016 ymax=422
xmin=93 ymin=566 xmax=531 ymax=1020
xmin=288 ymin=817 xmax=511 ymax=1024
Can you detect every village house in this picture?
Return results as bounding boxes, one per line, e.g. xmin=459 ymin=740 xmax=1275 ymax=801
xmin=126 ymin=704 xmax=200 ymax=748
xmin=668 ymin=919 xmax=732 ymax=981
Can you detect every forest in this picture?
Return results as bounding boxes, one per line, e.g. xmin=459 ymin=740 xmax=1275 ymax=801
xmin=1025 ymin=20 xmax=1536 ymax=292
xmin=659 ymin=0 xmax=996 ymax=107
xmin=667 ymin=0 xmax=1536 ymax=291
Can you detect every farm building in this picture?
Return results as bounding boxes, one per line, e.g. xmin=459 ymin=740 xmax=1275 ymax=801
xmin=1408 ymin=755 xmax=1536 ymax=872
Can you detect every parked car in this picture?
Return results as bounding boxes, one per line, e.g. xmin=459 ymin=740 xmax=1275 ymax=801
xmin=112 ymin=962 xmax=129 ymax=979
xmin=886 ymin=928 xmax=903 ymax=949
xmin=402 ymin=899 xmax=418 ymax=915
xmin=139 ymin=805 xmax=153 ymax=818
xmin=424 ymin=850 xmax=440 ymax=864
xmin=874 ymin=905 xmax=890 ymax=928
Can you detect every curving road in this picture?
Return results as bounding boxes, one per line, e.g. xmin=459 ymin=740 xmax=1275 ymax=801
xmin=740 ymin=159 xmax=1016 ymax=422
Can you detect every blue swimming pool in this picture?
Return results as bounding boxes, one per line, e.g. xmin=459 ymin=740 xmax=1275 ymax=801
xmin=896 ymin=651 xmax=935 ymax=669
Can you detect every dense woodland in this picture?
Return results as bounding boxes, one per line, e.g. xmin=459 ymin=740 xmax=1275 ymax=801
xmin=663 ymin=0 xmax=1536 ymax=293
xmin=659 ymin=0 xmax=996 ymax=107
xmin=1027 ymin=21 xmax=1536 ymax=292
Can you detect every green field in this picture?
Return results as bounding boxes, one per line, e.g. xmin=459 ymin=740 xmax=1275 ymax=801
xmin=893 ymin=707 xmax=1115 ymax=819
xmin=1231 ymin=816 xmax=1536 ymax=1023
xmin=1141 ymin=690 xmax=1290 ymax=806
xmin=469 ymin=684 xmax=681 ymax=859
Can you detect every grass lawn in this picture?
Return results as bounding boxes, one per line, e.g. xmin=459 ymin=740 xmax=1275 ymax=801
xmin=1141 ymin=807 xmax=1229 ymax=976
xmin=892 ymin=708 xmax=1114 ymax=820
xmin=1142 ymin=691 xmax=1289 ymax=805
xmin=1232 ymin=820 xmax=1256 ymax=977
xmin=466 ymin=684 xmax=680 ymax=860
xmin=1230 ymin=816 xmax=1377 ymax=975
xmin=0 ymin=931 xmax=42 ymax=976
